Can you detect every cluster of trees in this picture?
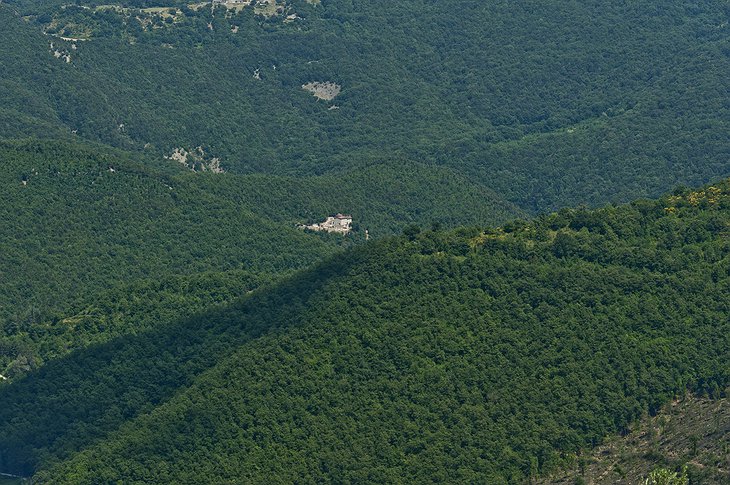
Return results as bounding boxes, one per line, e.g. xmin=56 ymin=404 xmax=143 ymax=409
xmin=1 ymin=0 xmax=727 ymax=213
xmin=0 ymin=139 xmax=519 ymax=378
xmin=0 ymin=139 xmax=335 ymax=313
xmin=0 ymin=179 xmax=727 ymax=482
xmin=0 ymin=0 xmax=728 ymax=481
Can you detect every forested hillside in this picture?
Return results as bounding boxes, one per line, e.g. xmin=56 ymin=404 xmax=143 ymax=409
xmin=1 ymin=0 xmax=729 ymax=482
xmin=0 ymin=139 xmax=518 ymax=378
xmin=1 ymin=180 xmax=727 ymax=482
xmin=1 ymin=0 xmax=728 ymax=211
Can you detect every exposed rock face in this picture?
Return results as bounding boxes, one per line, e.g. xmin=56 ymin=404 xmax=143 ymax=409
xmin=165 ymin=147 xmax=225 ymax=173
xmin=302 ymin=81 xmax=341 ymax=101
xmin=50 ymin=42 xmax=71 ymax=63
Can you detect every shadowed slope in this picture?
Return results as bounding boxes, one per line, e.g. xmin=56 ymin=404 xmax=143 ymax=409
xmin=2 ymin=181 xmax=727 ymax=483
xmin=0 ymin=252 xmax=358 ymax=476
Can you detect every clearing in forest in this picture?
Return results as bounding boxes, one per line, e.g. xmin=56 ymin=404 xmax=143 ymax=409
xmin=302 ymin=81 xmax=341 ymax=101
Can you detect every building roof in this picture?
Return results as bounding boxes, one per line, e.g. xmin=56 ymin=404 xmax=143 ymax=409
xmin=334 ymin=213 xmax=352 ymax=219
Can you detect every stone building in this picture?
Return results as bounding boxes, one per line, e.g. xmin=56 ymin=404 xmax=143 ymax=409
xmin=301 ymin=213 xmax=353 ymax=234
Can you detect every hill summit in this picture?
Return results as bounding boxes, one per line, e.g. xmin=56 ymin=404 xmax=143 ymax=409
xmin=1 ymin=180 xmax=727 ymax=483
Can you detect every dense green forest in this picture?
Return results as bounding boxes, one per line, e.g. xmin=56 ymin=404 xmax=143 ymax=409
xmin=1 ymin=0 xmax=729 ymax=482
xmin=0 ymin=180 xmax=727 ymax=482
xmin=0 ymin=139 xmax=517 ymax=378
xmin=0 ymin=0 xmax=728 ymax=211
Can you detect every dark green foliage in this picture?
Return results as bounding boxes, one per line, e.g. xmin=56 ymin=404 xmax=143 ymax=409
xmin=186 ymin=160 xmax=522 ymax=237
xmin=0 ymin=269 xmax=276 ymax=380
xmin=0 ymin=139 xmax=518 ymax=376
xmin=0 ymin=180 xmax=727 ymax=483
xmin=0 ymin=0 xmax=728 ymax=212
xmin=0 ymin=139 xmax=336 ymax=321
xmin=0 ymin=0 xmax=729 ymax=481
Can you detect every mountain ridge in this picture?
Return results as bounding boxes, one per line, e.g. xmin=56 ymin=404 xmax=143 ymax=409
xmin=1 ymin=179 xmax=728 ymax=482
xmin=1 ymin=1 xmax=729 ymax=482
xmin=1 ymin=0 xmax=727 ymax=213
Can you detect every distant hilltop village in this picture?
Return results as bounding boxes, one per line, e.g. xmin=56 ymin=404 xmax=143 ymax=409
xmin=300 ymin=213 xmax=353 ymax=235
xmin=212 ymin=0 xmax=277 ymax=7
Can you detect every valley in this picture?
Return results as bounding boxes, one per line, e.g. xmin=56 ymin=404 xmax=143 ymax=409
xmin=0 ymin=0 xmax=728 ymax=482
xmin=1 ymin=0 xmax=727 ymax=210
